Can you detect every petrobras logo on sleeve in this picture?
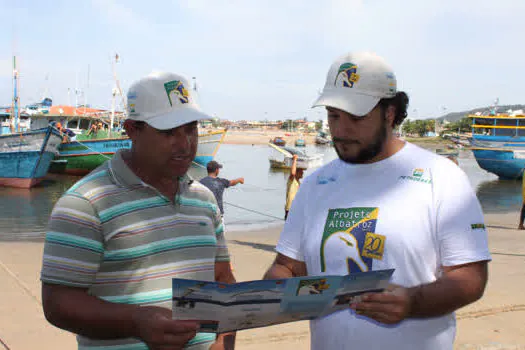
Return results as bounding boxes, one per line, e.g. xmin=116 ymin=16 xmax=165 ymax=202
xmin=470 ymin=223 xmax=486 ymax=231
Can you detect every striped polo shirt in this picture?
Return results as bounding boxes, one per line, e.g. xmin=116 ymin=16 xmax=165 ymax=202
xmin=41 ymin=150 xmax=230 ymax=350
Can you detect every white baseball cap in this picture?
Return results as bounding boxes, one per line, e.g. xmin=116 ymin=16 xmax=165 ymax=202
xmin=312 ymin=52 xmax=397 ymax=117
xmin=126 ymin=71 xmax=211 ymax=130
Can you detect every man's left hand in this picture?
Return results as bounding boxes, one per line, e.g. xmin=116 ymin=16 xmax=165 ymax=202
xmin=210 ymin=332 xmax=235 ymax=350
xmin=350 ymin=284 xmax=412 ymax=324
xmin=210 ymin=341 xmax=225 ymax=350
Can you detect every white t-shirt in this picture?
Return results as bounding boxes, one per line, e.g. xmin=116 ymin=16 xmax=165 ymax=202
xmin=276 ymin=142 xmax=491 ymax=350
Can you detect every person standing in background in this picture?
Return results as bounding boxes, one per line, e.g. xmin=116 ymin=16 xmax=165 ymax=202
xmin=285 ymin=154 xmax=304 ymax=220
xmin=519 ymin=173 xmax=525 ymax=230
xmin=200 ymin=160 xmax=244 ymax=217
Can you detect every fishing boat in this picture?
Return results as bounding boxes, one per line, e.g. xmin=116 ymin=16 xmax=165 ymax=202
xmin=268 ymin=143 xmax=323 ymax=169
xmin=271 ymin=136 xmax=286 ymax=146
xmin=469 ymin=111 xmax=525 ymax=179
xmin=37 ymin=112 xmax=228 ymax=175
xmin=31 ymin=55 xmax=227 ymax=176
xmin=295 ymin=138 xmax=306 ymax=147
xmin=315 ymin=131 xmax=331 ymax=145
xmin=0 ymin=57 xmax=62 ymax=188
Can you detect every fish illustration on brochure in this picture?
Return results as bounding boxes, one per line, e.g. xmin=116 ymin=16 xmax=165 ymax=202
xmin=172 ymin=269 xmax=394 ymax=333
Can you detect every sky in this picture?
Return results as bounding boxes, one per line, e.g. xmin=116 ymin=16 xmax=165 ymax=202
xmin=0 ymin=0 xmax=523 ymax=121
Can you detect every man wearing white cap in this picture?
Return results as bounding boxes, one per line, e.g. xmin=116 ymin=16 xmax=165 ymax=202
xmin=41 ymin=72 xmax=235 ymax=349
xmin=264 ymin=52 xmax=491 ymax=349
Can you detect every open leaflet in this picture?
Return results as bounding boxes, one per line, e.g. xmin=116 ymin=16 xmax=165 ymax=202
xmin=172 ymin=269 xmax=394 ymax=333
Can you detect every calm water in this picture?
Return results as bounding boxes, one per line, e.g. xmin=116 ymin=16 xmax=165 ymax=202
xmin=0 ymin=144 xmax=521 ymax=241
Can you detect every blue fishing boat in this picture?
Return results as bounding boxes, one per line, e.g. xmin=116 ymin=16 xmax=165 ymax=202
xmin=0 ymin=57 xmax=62 ymax=188
xmin=29 ymin=105 xmax=227 ymax=175
xmin=28 ymin=52 xmax=228 ymax=176
xmin=295 ymin=138 xmax=306 ymax=147
xmin=46 ymin=125 xmax=227 ymax=176
xmin=469 ymin=112 xmax=525 ymax=179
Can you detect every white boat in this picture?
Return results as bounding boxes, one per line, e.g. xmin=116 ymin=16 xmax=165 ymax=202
xmin=268 ymin=143 xmax=323 ymax=169
xmin=315 ymin=131 xmax=332 ymax=145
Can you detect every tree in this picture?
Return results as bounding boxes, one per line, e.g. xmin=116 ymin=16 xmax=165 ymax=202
xmin=443 ymin=117 xmax=472 ymax=134
xmin=281 ymin=119 xmax=294 ymax=130
xmin=426 ymin=119 xmax=435 ymax=132
xmin=211 ymin=118 xmax=221 ymax=128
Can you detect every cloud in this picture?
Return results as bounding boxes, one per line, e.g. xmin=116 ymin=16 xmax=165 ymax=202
xmin=2 ymin=0 xmax=524 ymax=118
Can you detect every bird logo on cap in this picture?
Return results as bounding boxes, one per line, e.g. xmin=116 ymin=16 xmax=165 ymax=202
xmin=335 ymin=63 xmax=360 ymax=88
xmin=164 ymin=80 xmax=190 ymax=106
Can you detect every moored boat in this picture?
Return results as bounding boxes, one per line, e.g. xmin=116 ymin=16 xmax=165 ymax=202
xmin=0 ymin=57 xmax=62 ymax=188
xmin=469 ymin=112 xmax=525 ymax=179
xmin=0 ymin=127 xmax=62 ymax=187
xmin=268 ymin=143 xmax=323 ymax=169
xmin=315 ymin=131 xmax=331 ymax=145
xmin=295 ymin=138 xmax=305 ymax=147
xmin=271 ymin=136 xmax=286 ymax=146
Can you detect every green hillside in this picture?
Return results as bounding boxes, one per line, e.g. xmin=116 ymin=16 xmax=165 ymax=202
xmin=437 ymin=104 xmax=525 ymax=122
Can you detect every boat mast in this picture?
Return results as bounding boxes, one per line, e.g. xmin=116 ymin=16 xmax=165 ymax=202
xmin=110 ymin=53 xmax=125 ymax=138
xmin=12 ymin=56 xmax=20 ymax=133
xmin=85 ymin=64 xmax=90 ymax=116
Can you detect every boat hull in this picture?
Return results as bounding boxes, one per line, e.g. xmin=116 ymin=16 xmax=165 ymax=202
xmin=50 ymin=130 xmax=227 ymax=175
xmin=471 ymin=148 xmax=525 ymax=179
xmin=0 ymin=127 xmax=62 ymax=188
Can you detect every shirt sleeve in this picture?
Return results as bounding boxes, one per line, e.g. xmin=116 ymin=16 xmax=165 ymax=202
xmin=41 ymin=193 xmax=104 ymax=288
xmin=276 ymin=180 xmax=308 ymax=262
xmin=220 ymin=178 xmax=230 ymax=188
xmin=434 ymin=164 xmax=492 ymax=267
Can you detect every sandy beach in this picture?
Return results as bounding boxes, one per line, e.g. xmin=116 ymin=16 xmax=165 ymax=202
xmin=220 ymin=129 xmax=455 ymax=150
xmin=222 ymin=129 xmax=318 ymax=146
xmin=0 ymin=211 xmax=524 ymax=349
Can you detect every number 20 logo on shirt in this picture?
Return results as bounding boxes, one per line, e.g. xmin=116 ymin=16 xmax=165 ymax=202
xmin=320 ymin=208 xmax=386 ymax=274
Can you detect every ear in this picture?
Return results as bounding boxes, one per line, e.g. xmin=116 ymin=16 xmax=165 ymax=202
xmin=385 ymin=105 xmax=396 ymax=128
xmin=123 ymin=120 xmax=140 ymax=139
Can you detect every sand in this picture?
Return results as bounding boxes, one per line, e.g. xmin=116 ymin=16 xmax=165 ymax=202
xmin=220 ymin=129 xmax=455 ymax=150
xmin=222 ymin=129 xmax=318 ymax=146
xmin=0 ymin=212 xmax=524 ymax=349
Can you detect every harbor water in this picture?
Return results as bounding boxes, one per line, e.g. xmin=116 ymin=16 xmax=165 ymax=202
xmin=0 ymin=144 xmax=520 ymax=241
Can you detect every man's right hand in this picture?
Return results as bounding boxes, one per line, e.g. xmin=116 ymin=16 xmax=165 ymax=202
xmin=292 ymin=155 xmax=298 ymax=160
xmin=132 ymin=306 xmax=199 ymax=350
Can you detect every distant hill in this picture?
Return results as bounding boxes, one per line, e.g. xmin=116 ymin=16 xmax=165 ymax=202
xmin=437 ymin=104 xmax=525 ymax=123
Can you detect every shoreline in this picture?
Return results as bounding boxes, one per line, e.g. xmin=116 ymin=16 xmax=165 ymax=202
xmin=220 ymin=129 xmax=456 ymax=149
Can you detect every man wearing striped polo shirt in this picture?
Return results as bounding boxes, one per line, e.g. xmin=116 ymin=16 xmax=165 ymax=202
xmin=41 ymin=72 xmax=236 ymax=350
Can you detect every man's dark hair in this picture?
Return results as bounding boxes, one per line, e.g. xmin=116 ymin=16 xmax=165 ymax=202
xmin=378 ymin=91 xmax=409 ymax=127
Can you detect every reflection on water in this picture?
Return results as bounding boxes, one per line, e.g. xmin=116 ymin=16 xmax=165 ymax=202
xmin=476 ymin=179 xmax=521 ymax=213
xmin=0 ymin=174 xmax=79 ymax=241
xmin=0 ymin=144 xmax=520 ymax=241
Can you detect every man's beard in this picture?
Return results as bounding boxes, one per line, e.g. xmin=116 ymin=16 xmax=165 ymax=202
xmin=334 ymin=117 xmax=388 ymax=164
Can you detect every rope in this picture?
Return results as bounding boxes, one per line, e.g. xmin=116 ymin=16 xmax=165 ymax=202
xmin=192 ymin=161 xmax=279 ymax=191
xmin=0 ymin=258 xmax=42 ymax=306
xmin=224 ymin=201 xmax=284 ymax=221
xmin=0 ymin=336 xmax=10 ymax=350
xmin=0 ymin=256 xmax=38 ymax=350
xmin=72 ymin=139 xmax=112 ymax=160
xmin=192 ymin=161 xmax=206 ymax=169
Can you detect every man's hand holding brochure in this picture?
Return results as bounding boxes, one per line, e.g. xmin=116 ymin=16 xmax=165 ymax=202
xmin=172 ymin=269 xmax=394 ymax=333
